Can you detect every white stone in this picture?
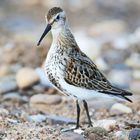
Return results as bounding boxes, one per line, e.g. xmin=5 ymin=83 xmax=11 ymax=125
xmin=110 ymin=103 xmax=132 ymax=114
xmin=16 ymin=67 xmax=40 ymax=89
xmin=28 ymin=114 xmax=47 ymax=123
xmin=94 ymin=119 xmax=117 ymax=131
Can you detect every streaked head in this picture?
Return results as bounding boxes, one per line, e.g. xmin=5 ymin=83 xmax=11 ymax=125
xmin=37 ymin=7 xmax=66 ymax=46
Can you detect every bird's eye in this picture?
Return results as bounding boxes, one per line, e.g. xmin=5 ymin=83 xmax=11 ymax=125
xmin=56 ymin=15 xmax=60 ymax=20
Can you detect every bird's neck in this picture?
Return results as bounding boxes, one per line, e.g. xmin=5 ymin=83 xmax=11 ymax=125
xmin=51 ymin=24 xmax=77 ymax=48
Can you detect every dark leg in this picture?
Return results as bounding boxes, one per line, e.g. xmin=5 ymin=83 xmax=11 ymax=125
xmin=76 ymin=100 xmax=80 ymax=128
xmin=83 ymin=100 xmax=93 ymax=127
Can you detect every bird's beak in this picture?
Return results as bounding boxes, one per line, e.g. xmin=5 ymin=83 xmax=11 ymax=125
xmin=37 ymin=24 xmax=51 ymax=46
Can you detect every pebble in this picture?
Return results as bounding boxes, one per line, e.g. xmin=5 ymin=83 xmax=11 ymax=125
xmin=3 ymin=92 xmax=27 ymax=103
xmin=129 ymin=128 xmax=140 ymax=140
xmin=0 ymin=108 xmax=9 ymax=116
xmin=35 ymin=68 xmax=52 ymax=87
xmin=84 ymin=127 xmax=107 ymax=139
xmin=16 ymin=67 xmax=40 ymax=89
xmin=28 ymin=114 xmax=47 ymax=123
xmin=94 ymin=119 xmax=117 ymax=131
xmin=46 ymin=115 xmax=75 ymax=125
xmin=30 ymin=94 xmax=62 ymax=105
xmin=110 ymin=103 xmax=132 ymax=115
xmin=0 ymin=77 xmax=17 ymax=94
xmin=113 ymin=131 xmax=127 ymax=140
xmin=60 ymin=132 xmax=85 ymax=140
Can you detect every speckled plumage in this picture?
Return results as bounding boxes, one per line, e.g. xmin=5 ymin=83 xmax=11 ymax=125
xmin=43 ymin=7 xmax=132 ymax=102
xmin=38 ymin=7 xmax=133 ymax=130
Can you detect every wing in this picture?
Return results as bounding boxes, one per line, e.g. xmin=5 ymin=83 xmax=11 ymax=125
xmin=64 ymin=48 xmax=132 ymax=102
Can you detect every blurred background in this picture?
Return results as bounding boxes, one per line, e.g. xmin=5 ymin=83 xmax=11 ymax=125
xmin=0 ymin=0 xmax=140 ymax=139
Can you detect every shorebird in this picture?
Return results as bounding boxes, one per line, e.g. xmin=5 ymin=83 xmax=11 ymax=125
xmin=37 ymin=7 xmax=132 ymax=130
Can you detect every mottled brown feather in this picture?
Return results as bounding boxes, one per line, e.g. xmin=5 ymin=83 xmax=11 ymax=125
xmin=47 ymin=7 xmax=63 ymax=21
xmin=64 ymin=47 xmax=132 ymax=100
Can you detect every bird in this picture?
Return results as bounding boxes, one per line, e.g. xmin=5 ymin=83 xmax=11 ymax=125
xmin=37 ymin=7 xmax=133 ymax=131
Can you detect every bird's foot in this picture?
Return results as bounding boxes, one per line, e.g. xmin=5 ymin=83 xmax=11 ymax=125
xmin=61 ymin=125 xmax=80 ymax=132
xmin=88 ymin=122 xmax=93 ymax=128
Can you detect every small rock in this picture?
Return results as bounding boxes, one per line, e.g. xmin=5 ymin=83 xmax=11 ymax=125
xmin=110 ymin=103 xmax=132 ymax=115
xmin=7 ymin=118 xmax=18 ymax=124
xmin=84 ymin=127 xmax=107 ymax=139
xmin=0 ymin=108 xmax=9 ymax=116
xmin=0 ymin=77 xmax=17 ymax=94
xmin=16 ymin=67 xmax=40 ymax=89
xmin=35 ymin=68 xmax=52 ymax=87
xmin=28 ymin=114 xmax=47 ymax=123
xmin=30 ymin=94 xmax=62 ymax=105
xmin=46 ymin=115 xmax=75 ymax=125
xmin=3 ymin=92 xmax=27 ymax=103
xmin=60 ymin=132 xmax=85 ymax=140
xmin=113 ymin=131 xmax=127 ymax=140
xmin=129 ymin=128 xmax=140 ymax=140
xmin=132 ymin=70 xmax=140 ymax=80
xmin=94 ymin=119 xmax=117 ymax=131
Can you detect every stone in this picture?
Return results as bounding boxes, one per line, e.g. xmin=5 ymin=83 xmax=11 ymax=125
xmin=16 ymin=67 xmax=40 ymax=89
xmin=110 ymin=103 xmax=132 ymax=115
xmin=35 ymin=68 xmax=52 ymax=87
xmin=28 ymin=114 xmax=47 ymax=123
xmin=0 ymin=108 xmax=9 ymax=116
xmin=60 ymin=132 xmax=85 ymax=140
xmin=132 ymin=70 xmax=140 ymax=80
xmin=84 ymin=127 xmax=107 ymax=137
xmin=113 ymin=131 xmax=127 ymax=140
xmin=0 ymin=77 xmax=17 ymax=94
xmin=129 ymin=128 xmax=140 ymax=140
xmin=30 ymin=94 xmax=62 ymax=105
xmin=130 ymin=81 xmax=140 ymax=94
xmin=94 ymin=119 xmax=117 ymax=131
xmin=3 ymin=92 xmax=27 ymax=103
xmin=46 ymin=115 xmax=75 ymax=125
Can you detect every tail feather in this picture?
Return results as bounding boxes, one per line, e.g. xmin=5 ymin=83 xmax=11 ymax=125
xmin=99 ymin=87 xmax=133 ymax=103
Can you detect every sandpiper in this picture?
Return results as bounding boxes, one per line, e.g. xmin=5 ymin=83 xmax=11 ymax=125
xmin=37 ymin=7 xmax=132 ymax=130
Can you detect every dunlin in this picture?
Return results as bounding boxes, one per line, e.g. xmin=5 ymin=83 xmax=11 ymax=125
xmin=37 ymin=7 xmax=132 ymax=130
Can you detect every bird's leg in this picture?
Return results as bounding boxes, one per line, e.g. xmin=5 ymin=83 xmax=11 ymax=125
xmin=76 ymin=100 xmax=80 ymax=129
xmin=61 ymin=100 xmax=80 ymax=132
xmin=83 ymin=100 xmax=93 ymax=127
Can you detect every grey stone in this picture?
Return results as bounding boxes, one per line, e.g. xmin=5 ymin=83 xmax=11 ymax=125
xmin=46 ymin=115 xmax=76 ymax=125
xmin=0 ymin=77 xmax=17 ymax=94
xmin=28 ymin=114 xmax=47 ymax=123
xmin=60 ymin=132 xmax=85 ymax=140
xmin=129 ymin=128 xmax=140 ymax=140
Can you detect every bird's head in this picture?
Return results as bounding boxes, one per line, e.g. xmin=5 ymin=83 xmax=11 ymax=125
xmin=37 ymin=7 xmax=66 ymax=46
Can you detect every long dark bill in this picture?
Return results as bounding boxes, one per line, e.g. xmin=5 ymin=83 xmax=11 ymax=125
xmin=37 ymin=24 xmax=51 ymax=46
